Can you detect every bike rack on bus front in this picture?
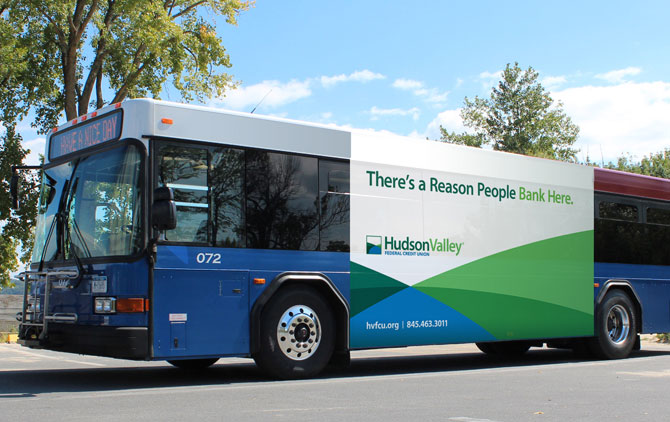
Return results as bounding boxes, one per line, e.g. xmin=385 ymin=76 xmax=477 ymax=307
xmin=18 ymin=269 xmax=80 ymax=344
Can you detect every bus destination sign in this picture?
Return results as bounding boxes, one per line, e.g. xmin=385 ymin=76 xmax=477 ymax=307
xmin=50 ymin=110 xmax=123 ymax=160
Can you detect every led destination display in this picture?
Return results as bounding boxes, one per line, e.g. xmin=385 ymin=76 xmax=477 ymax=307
xmin=49 ymin=110 xmax=122 ymax=159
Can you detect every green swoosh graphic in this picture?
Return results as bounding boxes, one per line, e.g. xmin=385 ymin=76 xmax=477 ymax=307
xmin=351 ymin=230 xmax=594 ymax=338
xmin=415 ymin=230 xmax=594 ymax=339
xmin=350 ymin=261 xmax=408 ymax=317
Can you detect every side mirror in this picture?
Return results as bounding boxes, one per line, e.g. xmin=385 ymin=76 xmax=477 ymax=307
xmin=10 ymin=174 xmax=20 ymax=209
xmin=152 ymin=186 xmax=177 ymax=231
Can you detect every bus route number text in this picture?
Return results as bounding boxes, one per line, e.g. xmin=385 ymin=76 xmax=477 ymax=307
xmin=196 ymin=252 xmax=222 ymax=264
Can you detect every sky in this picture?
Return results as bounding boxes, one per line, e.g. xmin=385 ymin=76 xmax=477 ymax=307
xmin=17 ymin=0 xmax=670 ymax=165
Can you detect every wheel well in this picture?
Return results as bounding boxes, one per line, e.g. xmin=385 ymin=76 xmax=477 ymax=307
xmin=250 ymin=273 xmax=349 ymax=358
xmin=597 ymin=282 xmax=643 ymax=334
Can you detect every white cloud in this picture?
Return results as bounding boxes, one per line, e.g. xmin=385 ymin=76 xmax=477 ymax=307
xmin=393 ymin=79 xmax=424 ymax=90
xmin=595 ymin=67 xmax=642 ymax=84
xmin=215 ymin=79 xmax=312 ymax=111
xmin=555 ymin=81 xmax=670 ymax=162
xmin=479 ymin=70 xmax=502 ymax=80
xmin=320 ymin=69 xmax=385 ymax=87
xmin=542 ymin=76 xmax=567 ymax=90
xmin=424 ymin=109 xmax=468 ymax=140
xmin=369 ymin=106 xmax=420 ymax=121
xmin=392 ymin=78 xmax=448 ymax=104
xmin=22 ymin=137 xmax=46 ymax=166
xmin=478 ymin=70 xmax=503 ymax=91
xmin=421 ymin=80 xmax=670 ymax=161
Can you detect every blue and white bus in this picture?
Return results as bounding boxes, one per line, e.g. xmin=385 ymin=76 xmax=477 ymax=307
xmin=14 ymin=99 xmax=670 ymax=378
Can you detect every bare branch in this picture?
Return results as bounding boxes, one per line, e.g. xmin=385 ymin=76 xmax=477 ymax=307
xmin=170 ymin=1 xmax=207 ymax=19
xmin=79 ymin=0 xmax=117 ymax=113
xmin=28 ymin=0 xmax=67 ymax=49
xmin=78 ymin=0 xmax=99 ymax=39
xmin=95 ymin=68 xmax=103 ymax=109
xmin=111 ymin=44 xmax=148 ymax=103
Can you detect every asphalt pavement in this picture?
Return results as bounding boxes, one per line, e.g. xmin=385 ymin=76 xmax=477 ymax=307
xmin=1 ymin=342 xmax=670 ymax=421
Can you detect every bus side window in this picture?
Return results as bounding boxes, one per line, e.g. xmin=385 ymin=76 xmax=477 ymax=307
xmin=246 ymin=151 xmax=319 ymax=251
xmin=647 ymin=207 xmax=670 ymax=225
xmin=157 ymin=144 xmax=209 ymax=243
xmin=210 ymin=147 xmax=245 ymax=247
xmin=594 ymin=198 xmax=670 ymax=266
xmin=645 ymin=206 xmax=670 ymax=266
xmin=595 ymin=199 xmax=643 ymax=264
xmin=598 ymin=201 xmax=638 ymax=221
xmin=319 ymin=160 xmax=350 ymax=252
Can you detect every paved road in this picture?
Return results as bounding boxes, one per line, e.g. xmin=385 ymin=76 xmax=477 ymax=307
xmin=2 ymin=342 xmax=670 ymax=421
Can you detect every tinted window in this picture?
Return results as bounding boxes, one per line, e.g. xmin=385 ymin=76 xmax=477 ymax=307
xmin=595 ymin=219 xmax=646 ymax=264
xmin=319 ymin=160 xmax=350 ymax=251
xmin=210 ymin=147 xmax=245 ymax=247
xmin=599 ymin=202 xmax=638 ymax=221
xmin=647 ymin=207 xmax=670 ymax=226
xmin=595 ymin=195 xmax=670 ymax=265
xmin=157 ymin=145 xmax=208 ymax=243
xmin=246 ymin=151 xmax=319 ymax=250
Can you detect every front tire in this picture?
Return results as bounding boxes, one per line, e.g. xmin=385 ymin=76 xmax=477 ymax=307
xmin=253 ymin=286 xmax=335 ymax=379
xmin=589 ymin=290 xmax=637 ymax=359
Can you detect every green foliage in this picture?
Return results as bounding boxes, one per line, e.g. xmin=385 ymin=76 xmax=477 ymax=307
xmin=5 ymin=0 xmax=251 ymax=125
xmin=441 ymin=62 xmax=580 ymax=162
xmin=0 ymin=3 xmax=62 ymax=130
xmin=0 ymin=0 xmax=250 ymax=289
xmin=606 ymin=149 xmax=670 ymax=178
xmin=0 ymin=128 xmax=39 ymax=289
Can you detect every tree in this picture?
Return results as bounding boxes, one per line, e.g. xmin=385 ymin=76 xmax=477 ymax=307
xmin=0 ymin=0 xmax=250 ymax=288
xmin=5 ymin=0 xmax=251 ymax=127
xmin=607 ymin=149 xmax=670 ymax=179
xmin=441 ymin=62 xmax=580 ymax=162
xmin=0 ymin=128 xmax=40 ymax=288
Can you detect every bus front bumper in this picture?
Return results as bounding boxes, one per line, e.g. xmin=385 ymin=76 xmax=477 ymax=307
xmin=19 ymin=324 xmax=149 ymax=360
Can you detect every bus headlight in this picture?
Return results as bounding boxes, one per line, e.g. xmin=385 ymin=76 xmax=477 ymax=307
xmin=94 ymin=297 xmax=116 ymax=314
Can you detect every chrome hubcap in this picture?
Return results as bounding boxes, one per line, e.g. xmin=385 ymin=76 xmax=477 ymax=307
xmin=276 ymin=305 xmax=321 ymax=361
xmin=607 ymin=304 xmax=630 ymax=344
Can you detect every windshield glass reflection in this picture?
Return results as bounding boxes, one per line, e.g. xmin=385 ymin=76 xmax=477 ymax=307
xmin=31 ymin=145 xmax=143 ymax=264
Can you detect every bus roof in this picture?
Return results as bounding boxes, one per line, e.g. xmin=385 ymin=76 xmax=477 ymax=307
xmin=137 ymin=99 xmax=352 ymax=159
xmin=595 ymin=167 xmax=670 ymax=201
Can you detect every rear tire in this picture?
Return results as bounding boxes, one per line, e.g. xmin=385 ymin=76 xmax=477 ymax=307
xmin=253 ymin=286 xmax=335 ymax=379
xmin=167 ymin=358 xmax=219 ymax=370
xmin=589 ymin=290 xmax=637 ymax=359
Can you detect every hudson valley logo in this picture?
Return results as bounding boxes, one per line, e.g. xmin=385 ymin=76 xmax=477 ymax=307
xmin=366 ymin=235 xmax=464 ymax=257
xmin=366 ymin=236 xmax=382 ymax=255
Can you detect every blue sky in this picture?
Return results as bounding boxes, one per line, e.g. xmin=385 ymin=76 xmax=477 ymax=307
xmin=19 ymin=0 xmax=670 ymax=165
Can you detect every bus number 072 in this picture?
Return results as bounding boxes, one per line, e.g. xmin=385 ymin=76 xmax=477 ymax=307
xmin=196 ymin=253 xmax=222 ymax=264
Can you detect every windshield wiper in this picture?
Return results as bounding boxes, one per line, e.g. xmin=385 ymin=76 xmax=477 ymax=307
xmin=63 ymin=177 xmax=87 ymax=278
xmin=37 ymin=174 xmax=66 ymax=272
xmin=38 ymin=211 xmax=58 ymax=273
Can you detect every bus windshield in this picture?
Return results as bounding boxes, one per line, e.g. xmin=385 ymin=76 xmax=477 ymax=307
xmin=31 ymin=144 xmax=144 ymax=264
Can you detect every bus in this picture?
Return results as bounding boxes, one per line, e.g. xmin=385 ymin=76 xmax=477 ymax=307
xmin=12 ymin=98 xmax=670 ymax=379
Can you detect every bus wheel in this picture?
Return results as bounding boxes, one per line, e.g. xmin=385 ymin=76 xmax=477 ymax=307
xmin=253 ymin=286 xmax=335 ymax=379
xmin=476 ymin=341 xmax=531 ymax=356
xmin=167 ymin=358 xmax=219 ymax=370
xmin=589 ymin=290 xmax=637 ymax=359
